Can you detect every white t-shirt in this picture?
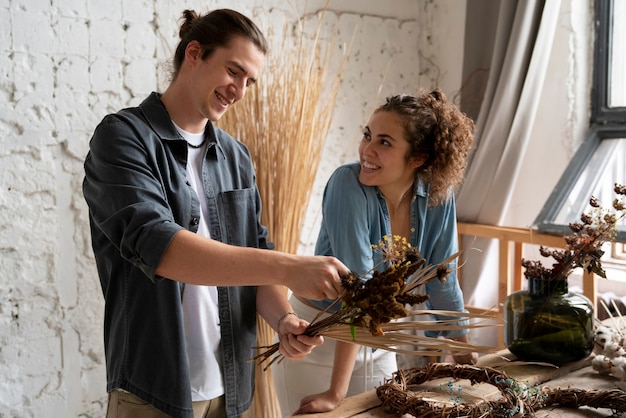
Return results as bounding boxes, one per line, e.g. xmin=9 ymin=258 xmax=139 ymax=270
xmin=174 ymin=122 xmax=224 ymax=401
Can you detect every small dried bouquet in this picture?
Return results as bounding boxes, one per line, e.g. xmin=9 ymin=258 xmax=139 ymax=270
xmin=522 ymin=183 xmax=626 ymax=282
xmin=254 ymin=236 xmax=497 ymax=369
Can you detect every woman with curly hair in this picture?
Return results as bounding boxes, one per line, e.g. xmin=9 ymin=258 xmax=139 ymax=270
xmin=273 ymin=89 xmax=476 ymax=416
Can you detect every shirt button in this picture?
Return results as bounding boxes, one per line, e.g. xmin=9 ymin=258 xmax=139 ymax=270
xmin=191 ymin=217 xmax=199 ymax=225
xmin=410 ymin=227 xmax=415 ymax=232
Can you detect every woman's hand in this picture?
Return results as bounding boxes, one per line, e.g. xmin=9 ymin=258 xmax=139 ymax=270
xmin=452 ymin=351 xmax=478 ymax=365
xmin=450 ymin=334 xmax=478 ymax=364
xmin=290 ymin=340 xmax=357 ymax=414
xmin=292 ymin=390 xmax=344 ymax=415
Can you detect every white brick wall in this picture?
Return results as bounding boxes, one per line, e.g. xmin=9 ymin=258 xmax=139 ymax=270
xmin=0 ymin=1 xmax=447 ymax=416
xmin=0 ymin=0 xmax=593 ymax=415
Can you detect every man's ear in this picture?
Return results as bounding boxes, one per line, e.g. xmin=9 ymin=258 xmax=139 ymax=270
xmin=185 ymin=40 xmax=202 ymax=66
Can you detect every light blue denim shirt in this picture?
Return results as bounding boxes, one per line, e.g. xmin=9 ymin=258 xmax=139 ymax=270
xmin=313 ymin=162 xmax=468 ymax=338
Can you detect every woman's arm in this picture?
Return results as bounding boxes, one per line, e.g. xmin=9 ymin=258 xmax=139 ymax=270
xmin=293 ymin=341 xmax=361 ymax=414
xmin=295 ymin=165 xmax=376 ymax=413
xmin=450 ymin=334 xmax=478 ymax=364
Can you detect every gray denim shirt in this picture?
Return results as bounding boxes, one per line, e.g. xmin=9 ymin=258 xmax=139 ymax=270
xmin=83 ymin=92 xmax=270 ymax=418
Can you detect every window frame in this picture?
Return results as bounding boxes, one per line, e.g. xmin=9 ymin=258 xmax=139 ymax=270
xmin=592 ymin=0 xmax=625 ymax=123
xmin=533 ymin=0 xmax=626 ymax=242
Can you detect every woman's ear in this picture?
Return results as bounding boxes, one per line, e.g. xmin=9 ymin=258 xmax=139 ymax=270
xmin=409 ymin=154 xmax=428 ymax=169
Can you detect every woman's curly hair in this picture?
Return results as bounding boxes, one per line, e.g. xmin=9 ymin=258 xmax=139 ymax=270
xmin=376 ymin=89 xmax=475 ymax=206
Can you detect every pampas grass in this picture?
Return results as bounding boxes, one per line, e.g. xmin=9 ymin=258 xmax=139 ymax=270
xmin=217 ymin=6 xmax=348 ymax=418
xmin=219 ymin=18 xmax=346 ymax=253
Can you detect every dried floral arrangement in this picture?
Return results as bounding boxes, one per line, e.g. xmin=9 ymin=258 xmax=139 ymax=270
xmin=522 ymin=183 xmax=626 ymax=281
xmin=253 ymin=236 xmax=499 ymax=370
xmin=376 ymin=363 xmax=626 ymax=417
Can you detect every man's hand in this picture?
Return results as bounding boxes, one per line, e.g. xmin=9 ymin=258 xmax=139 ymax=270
xmin=285 ymin=255 xmax=348 ymax=301
xmin=277 ymin=313 xmax=324 ymax=360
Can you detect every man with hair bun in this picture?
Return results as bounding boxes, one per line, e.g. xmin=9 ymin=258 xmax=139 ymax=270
xmin=83 ymin=8 xmax=348 ymax=418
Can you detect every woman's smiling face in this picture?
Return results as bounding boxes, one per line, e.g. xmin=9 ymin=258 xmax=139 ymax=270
xmin=358 ymin=110 xmax=420 ymax=190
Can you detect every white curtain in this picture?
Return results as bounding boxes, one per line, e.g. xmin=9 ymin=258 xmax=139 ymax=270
xmin=456 ymin=0 xmax=562 ymax=343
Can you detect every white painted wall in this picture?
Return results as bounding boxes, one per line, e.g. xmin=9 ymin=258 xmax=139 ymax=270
xmin=0 ymin=0 xmax=589 ymax=416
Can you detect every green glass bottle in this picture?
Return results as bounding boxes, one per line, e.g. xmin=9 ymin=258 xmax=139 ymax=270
xmin=503 ymin=277 xmax=594 ymax=365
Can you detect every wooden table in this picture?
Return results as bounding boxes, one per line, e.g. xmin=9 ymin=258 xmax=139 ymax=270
xmin=296 ymin=351 xmax=626 ymax=417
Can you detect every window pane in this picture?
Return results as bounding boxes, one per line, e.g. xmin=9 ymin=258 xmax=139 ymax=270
xmin=535 ymin=0 xmax=626 ymax=242
xmin=609 ymin=0 xmax=626 ymax=107
xmin=553 ymin=138 xmax=626 ymax=231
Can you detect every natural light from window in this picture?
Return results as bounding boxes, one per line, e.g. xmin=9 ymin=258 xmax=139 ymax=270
xmin=553 ymin=138 xmax=626 ymax=227
xmin=540 ymin=0 xmax=626 ymax=242
xmin=610 ymin=0 xmax=625 ymax=107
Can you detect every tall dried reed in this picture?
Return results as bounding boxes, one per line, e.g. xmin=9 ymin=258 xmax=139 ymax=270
xmin=217 ymin=9 xmax=348 ymax=418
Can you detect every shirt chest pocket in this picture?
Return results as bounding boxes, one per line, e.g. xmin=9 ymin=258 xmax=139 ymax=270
xmin=217 ymin=188 xmax=259 ymax=247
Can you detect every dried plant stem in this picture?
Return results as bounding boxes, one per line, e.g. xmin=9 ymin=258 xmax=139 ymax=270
xmin=252 ymin=243 xmax=500 ymax=371
xmin=218 ymin=18 xmax=346 ymax=254
xmin=252 ymin=305 xmax=500 ymax=370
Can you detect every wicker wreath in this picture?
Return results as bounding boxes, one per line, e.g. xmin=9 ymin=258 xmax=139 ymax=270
xmin=376 ymin=363 xmax=626 ymax=417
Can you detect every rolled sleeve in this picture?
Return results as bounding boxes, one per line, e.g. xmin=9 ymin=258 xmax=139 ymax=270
xmin=83 ymin=114 xmax=184 ymax=281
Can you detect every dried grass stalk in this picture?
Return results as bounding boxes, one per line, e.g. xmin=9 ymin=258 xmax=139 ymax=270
xmin=217 ymin=6 xmax=347 ymax=418
xmin=219 ymin=16 xmax=345 ymax=253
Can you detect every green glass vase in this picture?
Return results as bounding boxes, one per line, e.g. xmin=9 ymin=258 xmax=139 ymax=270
xmin=503 ymin=277 xmax=594 ymax=365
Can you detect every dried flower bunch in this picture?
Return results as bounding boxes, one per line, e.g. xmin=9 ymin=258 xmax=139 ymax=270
xmin=340 ymin=236 xmax=434 ymax=336
xmin=253 ymin=236 xmax=498 ymax=369
xmin=522 ymin=183 xmax=626 ymax=281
